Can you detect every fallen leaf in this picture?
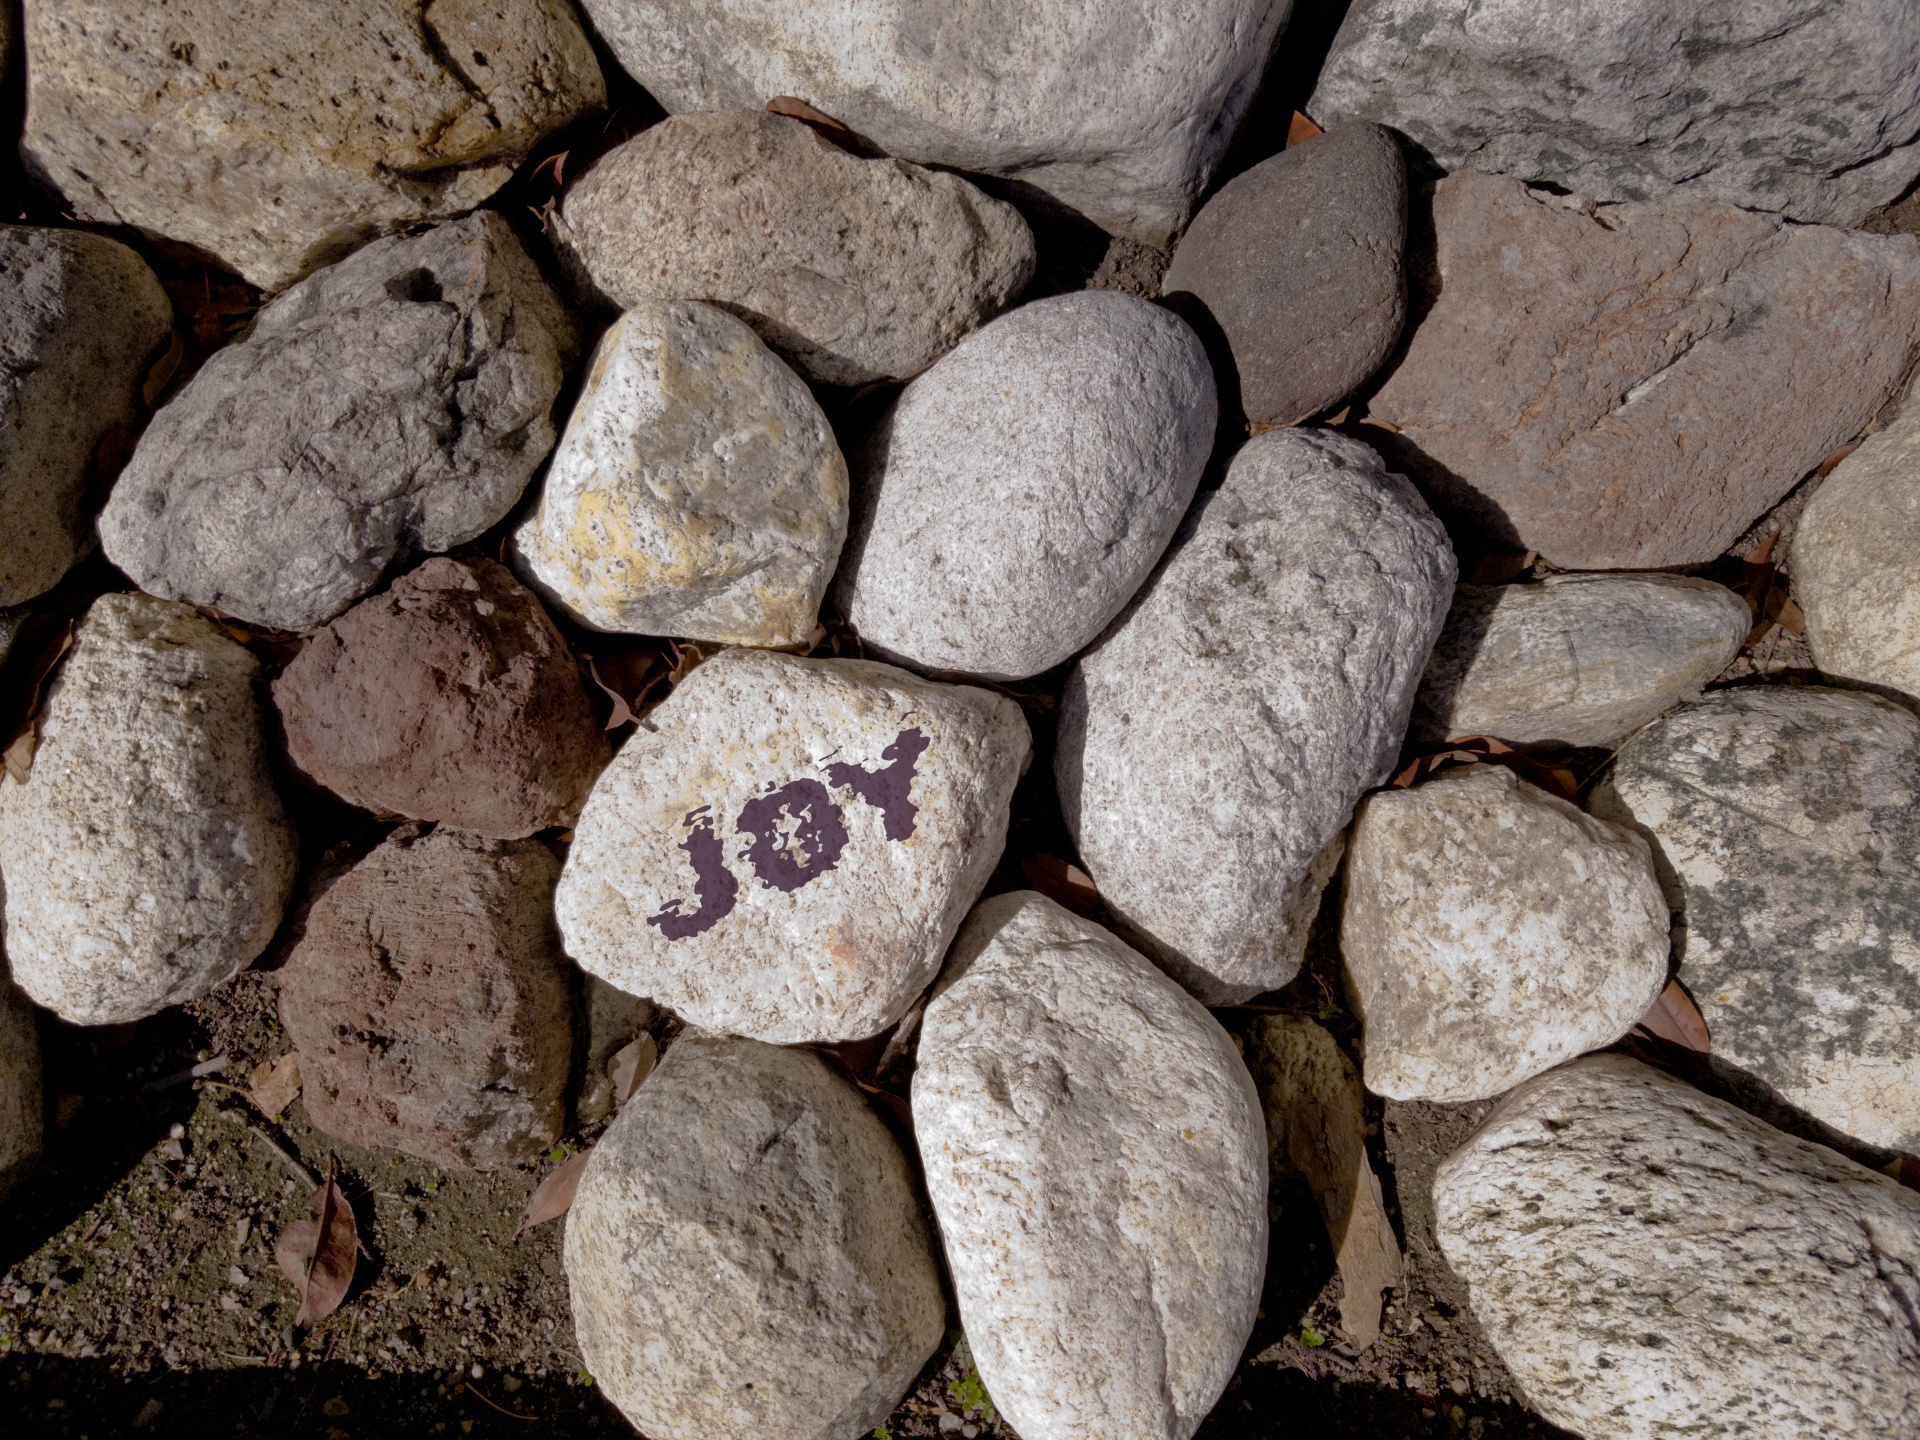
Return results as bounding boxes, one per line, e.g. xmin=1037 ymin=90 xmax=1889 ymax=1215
xmin=1885 ymin=1155 xmax=1920 ymax=1193
xmin=517 ymin=1151 xmax=590 ymax=1237
xmin=765 ymin=95 xmax=862 ymax=151
xmin=3 ymin=725 xmax=36 ymax=784
xmin=1286 ymin=111 xmax=1325 ymax=147
xmin=1815 ymin=442 xmax=1861 ymax=477
xmin=1390 ymin=735 xmax=1579 ymax=802
xmin=607 ymin=1035 xmax=657 ymax=1108
xmin=1020 ymin=853 xmax=1101 ymax=914
xmin=274 ymin=1158 xmax=357 ymax=1327
xmin=249 ymin=1052 xmax=303 ymax=1119
xmin=1633 ymin=978 xmax=1710 ymax=1054
xmin=142 ymin=330 xmax=187 ymax=408
xmin=584 ymin=654 xmax=641 ymax=731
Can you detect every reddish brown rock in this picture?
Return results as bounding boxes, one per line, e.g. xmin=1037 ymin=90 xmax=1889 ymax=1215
xmin=278 ymin=825 xmax=574 ymax=1170
xmin=273 ymin=556 xmax=608 ymax=837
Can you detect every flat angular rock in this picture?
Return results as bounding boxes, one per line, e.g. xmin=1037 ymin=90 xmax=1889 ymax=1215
xmin=1312 ymin=0 xmax=1920 ymax=228
xmin=0 ymin=594 xmax=297 ymax=1025
xmin=914 ymin=892 xmax=1266 ymax=1440
xmin=556 ymin=648 xmax=1028 ymax=1043
xmin=512 ymin=300 xmax=847 ymax=645
xmin=1369 ymin=173 xmax=1920 ymax=570
xmin=0 ymin=975 xmax=43 ymax=1206
xmin=1162 ymin=123 xmax=1406 ymax=427
xmin=577 ymin=0 xmax=1288 ymax=246
xmin=835 ymin=292 xmax=1215 ymax=682
xmin=1412 ymin=574 xmax=1751 ymax=748
xmin=273 ymin=556 xmax=607 ymax=838
xmin=1059 ymin=429 xmax=1455 ymax=1003
xmin=21 ymin=0 xmax=604 ymax=291
xmin=552 ymin=110 xmax=1034 ymax=386
xmin=1591 ymin=687 xmax=1920 ymax=1151
xmin=1435 ymin=1054 xmax=1920 ymax=1439
xmin=566 ymin=1031 xmax=944 ymax=1440
xmin=1343 ymin=766 xmax=1670 ymax=1103
xmin=1 ymin=226 xmax=172 ymax=605
xmin=100 ymin=214 xmax=581 ymax=632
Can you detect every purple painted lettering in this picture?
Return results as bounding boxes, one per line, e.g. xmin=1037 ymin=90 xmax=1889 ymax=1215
xmin=825 ymin=727 xmax=929 ymax=840
xmin=646 ymin=807 xmax=740 ymax=939
xmin=736 ymin=779 xmax=850 ymax=892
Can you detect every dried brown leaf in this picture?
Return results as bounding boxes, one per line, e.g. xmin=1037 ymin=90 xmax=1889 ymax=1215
xmin=1816 ymin=442 xmax=1861 ymax=477
xmin=517 ymin=1151 xmax=590 ymax=1238
xmin=1020 ymin=853 xmax=1102 ymax=914
xmin=766 ymin=95 xmax=862 ymax=151
xmin=3 ymin=725 xmax=36 ymax=784
xmin=585 ymin=654 xmax=640 ymax=731
xmin=1390 ymin=736 xmax=1579 ymax=803
xmin=1633 ymin=978 xmax=1710 ymax=1054
xmin=142 ymin=330 xmax=187 ymax=408
xmin=274 ymin=1159 xmax=357 ymax=1327
xmin=607 ymin=1034 xmax=657 ymax=1108
xmin=249 ymin=1051 xmax=303 ymax=1119
xmin=1286 ymin=111 xmax=1325 ymax=147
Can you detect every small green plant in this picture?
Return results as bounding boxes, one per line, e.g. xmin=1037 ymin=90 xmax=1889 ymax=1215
xmin=548 ymin=1143 xmax=576 ymax=1165
xmin=577 ymin=1369 xmax=595 ymax=1388
xmin=950 ymin=1365 xmax=995 ymax=1423
xmin=872 ymin=1426 xmax=894 ymax=1440
xmin=1299 ymin=1319 xmax=1327 ymax=1348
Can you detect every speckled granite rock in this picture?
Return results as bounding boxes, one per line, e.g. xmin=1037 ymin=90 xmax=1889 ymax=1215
xmin=0 ymin=974 xmax=43 ymax=1206
xmin=914 ymin=892 xmax=1266 ymax=1440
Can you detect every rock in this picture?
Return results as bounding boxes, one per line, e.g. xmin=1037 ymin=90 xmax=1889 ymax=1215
xmin=0 ymin=609 xmax=25 ymax=671
xmin=1058 ymin=428 xmax=1455 ymax=1004
xmin=1 ymin=225 xmax=172 ymax=606
xmin=1411 ymin=574 xmax=1752 ymax=748
xmin=913 ymin=892 xmax=1266 ymax=1440
xmin=0 ymin=974 xmax=43 ymax=1206
xmin=1161 ymin=123 xmax=1406 ymax=427
xmin=20 ymin=0 xmax=604 ymax=291
xmin=1368 ymin=172 xmax=1920 ymax=570
xmin=278 ymin=825 xmax=572 ymax=1169
xmin=100 ymin=214 xmax=581 ymax=632
xmin=557 ymin=647 xmax=1028 ymax=1043
xmin=1342 ymin=766 xmax=1670 ymax=1103
xmin=1312 ymin=0 xmax=1920 ymax=229
xmin=511 ymin=301 xmax=847 ymax=645
xmin=0 ymin=593 xmax=297 ymax=1025
xmin=273 ymin=556 xmax=608 ymax=837
xmin=835 ymin=291 xmax=1215 ymax=681
xmin=551 ymin=110 xmax=1034 ymax=387
xmin=1590 ymin=687 xmax=1920 ymax=1151
xmin=1434 ymin=1054 xmax=1920 ymax=1439
xmin=566 ymin=1031 xmax=943 ymax=1440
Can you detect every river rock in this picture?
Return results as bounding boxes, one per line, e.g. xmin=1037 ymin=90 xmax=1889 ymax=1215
xmin=1 ymin=226 xmax=172 ymax=606
xmin=1343 ymin=766 xmax=1669 ymax=1102
xmin=0 ymin=594 xmax=297 ymax=1025
xmin=1368 ymin=172 xmax=1920 ymax=570
xmin=0 ymin=975 xmax=42 ymax=1206
xmin=835 ymin=292 xmax=1215 ymax=681
xmin=1435 ymin=1054 xmax=1920 ymax=1439
xmin=1161 ymin=123 xmax=1406 ymax=427
xmin=552 ymin=110 xmax=1034 ymax=386
xmin=99 ymin=214 xmax=581 ymax=632
xmin=274 ymin=557 xmax=607 ymax=837
xmin=914 ymin=892 xmax=1266 ymax=1440
xmin=566 ymin=1031 xmax=944 ymax=1440
xmin=556 ymin=647 xmax=1028 ymax=1043
xmin=1312 ymin=0 xmax=1920 ymax=229
xmin=1059 ymin=429 xmax=1455 ymax=1003
xmin=1591 ymin=687 xmax=1920 ymax=1151
xmin=1412 ymin=574 xmax=1752 ymax=747
xmin=511 ymin=300 xmax=847 ymax=646
xmin=20 ymin=0 xmax=604 ymax=291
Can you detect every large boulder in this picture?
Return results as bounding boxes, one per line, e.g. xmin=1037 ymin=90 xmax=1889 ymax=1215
xmin=0 ymin=974 xmax=43 ymax=1206
xmin=100 ymin=213 xmax=581 ymax=632
xmin=914 ymin=892 xmax=1266 ymax=1440
xmin=0 ymin=594 xmax=297 ymax=1024
xmin=835 ymin=292 xmax=1215 ymax=681
xmin=1435 ymin=1054 xmax=1920 ymax=1439
xmin=21 ymin=0 xmax=604 ymax=291
xmin=565 ymin=1031 xmax=944 ymax=1440
xmin=1058 ymin=428 xmax=1455 ymax=1003
xmin=1367 ymin=172 xmax=1920 ymax=570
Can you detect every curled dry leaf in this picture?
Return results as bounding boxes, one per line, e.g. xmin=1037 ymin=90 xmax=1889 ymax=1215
xmin=249 ymin=1051 xmax=303 ymax=1120
xmin=1286 ymin=111 xmax=1325 ymax=147
xmin=607 ymin=1034 xmax=657 ymax=1108
xmin=1020 ymin=853 xmax=1102 ymax=914
xmin=1390 ymin=736 xmax=1579 ymax=803
xmin=517 ymin=1151 xmax=590 ymax=1238
xmin=1632 ymin=977 xmax=1710 ymax=1054
xmin=765 ymin=95 xmax=862 ymax=151
xmin=274 ymin=1158 xmax=358 ymax=1328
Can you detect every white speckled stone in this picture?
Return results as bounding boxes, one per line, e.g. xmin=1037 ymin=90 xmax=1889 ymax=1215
xmin=0 ymin=973 xmax=42 ymax=1205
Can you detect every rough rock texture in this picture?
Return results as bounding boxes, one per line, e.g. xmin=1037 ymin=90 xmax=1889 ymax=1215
xmin=100 ymin=213 xmax=581 ymax=632
xmin=913 ymin=892 xmax=1266 ymax=1440
xmin=1161 ymin=123 xmax=1406 ymax=427
xmin=1312 ymin=0 xmax=1920 ymax=228
xmin=0 ymin=609 xmax=23 ymax=670
xmin=576 ymin=0 xmax=1290 ymax=246
xmin=576 ymin=977 xmax=657 ymax=1127
xmin=512 ymin=301 xmax=846 ymax=645
xmin=557 ymin=648 xmax=1029 ymax=1043
xmin=0 ymin=594 xmax=297 ymax=1025
xmin=1412 ymin=574 xmax=1752 ymax=748
xmin=278 ymin=826 xmax=572 ymax=1170
xmin=552 ymin=110 xmax=1035 ymax=386
xmin=0 ymin=974 xmax=43 ymax=1206
xmin=1591 ymin=687 xmax=1920 ymax=1152
xmin=835 ymin=292 xmax=1215 ymax=682
xmin=1435 ymin=1054 xmax=1920 ymax=1439
xmin=20 ymin=0 xmax=605 ymax=291
xmin=1342 ymin=766 xmax=1670 ymax=1102
xmin=565 ymin=1031 xmax=944 ymax=1440
xmin=1368 ymin=172 xmax=1920 ymax=570
xmin=1 ymin=225 xmax=171 ymax=606
xmin=1058 ymin=429 xmax=1455 ymax=1004
xmin=273 ymin=556 xmax=608 ymax=837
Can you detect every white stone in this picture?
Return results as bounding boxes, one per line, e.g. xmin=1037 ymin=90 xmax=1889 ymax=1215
xmin=556 ymin=648 xmax=1028 ymax=1043
xmin=1058 ymin=428 xmax=1455 ymax=1003
xmin=512 ymin=301 xmax=848 ymax=646
xmin=1435 ymin=1054 xmax=1920 ymax=1439
xmin=566 ymin=1031 xmax=944 ymax=1440
xmin=835 ymin=291 xmax=1215 ymax=682
xmin=913 ymin=892 xmax=1266 ymax=1440
xmin=0 ymin=974 xmax=42 ymax=1205
xmin=0 ymin=594 xmax=298 ymax=1025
